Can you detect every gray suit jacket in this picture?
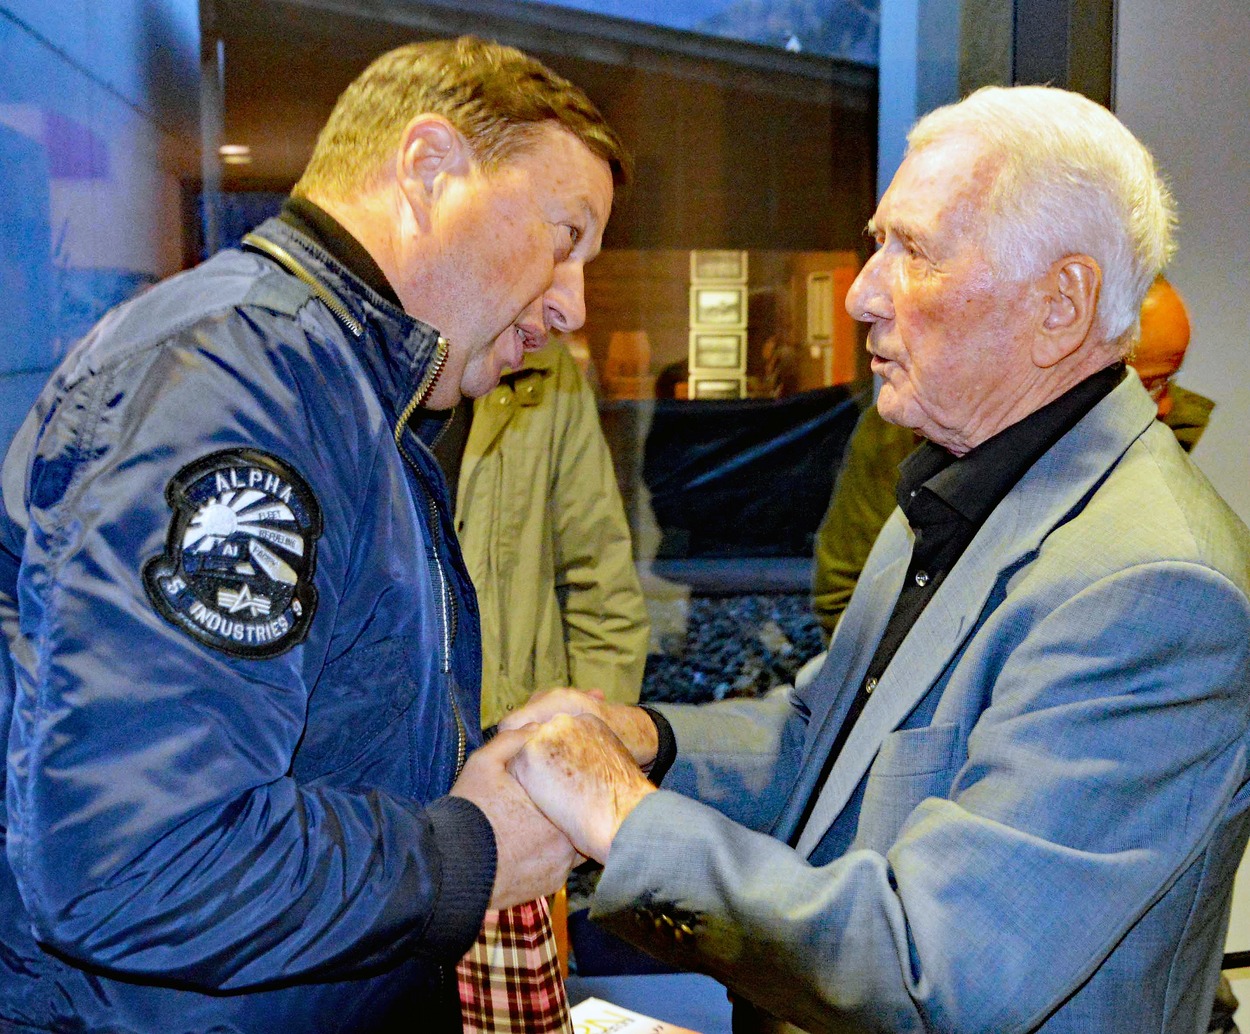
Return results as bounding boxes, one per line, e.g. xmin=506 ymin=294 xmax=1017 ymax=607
xmin=592 ymin=376 xmax=1250 ymax=1034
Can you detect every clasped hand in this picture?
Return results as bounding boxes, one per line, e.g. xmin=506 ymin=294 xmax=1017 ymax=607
xmin=501 ymin=689 xmax=659 ymax=861
xmin=451 ymin=691 xmax=656 ymax=909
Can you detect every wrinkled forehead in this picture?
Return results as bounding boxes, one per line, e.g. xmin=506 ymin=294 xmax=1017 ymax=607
xmin=879 ymin=133 xmax=1000 ymax=236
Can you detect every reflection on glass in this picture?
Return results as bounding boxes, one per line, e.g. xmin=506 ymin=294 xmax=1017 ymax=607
xmin=511 ymin=0 xmax=880 ymax=63
xmin=0 ymin=1 xmax=199 ymax=449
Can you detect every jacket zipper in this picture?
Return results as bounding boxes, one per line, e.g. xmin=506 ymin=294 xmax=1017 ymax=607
xmin=392 ymin=338 xmax=465 ymax=777
xmin=245 ymin=229 xmax=465 ymax=776
xmin=426 ymin=489 xmax=467 ymax=775
xmin=241 ymin=232 xmax=364 ymax=337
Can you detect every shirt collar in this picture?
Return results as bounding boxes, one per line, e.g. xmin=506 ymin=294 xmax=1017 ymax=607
xmin=898 ymin=362 xmax=1127 ymax=529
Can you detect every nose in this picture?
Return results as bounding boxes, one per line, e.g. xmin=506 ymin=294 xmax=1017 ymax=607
xmin=544 ymin=261 xmax=587 ymax=334
xmin=845 ymin=249 xmax=892 ymax=324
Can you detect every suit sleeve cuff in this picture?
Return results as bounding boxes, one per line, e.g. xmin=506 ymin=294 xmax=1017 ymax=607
xmin=421 ymin=795 xmax=497 ymax=961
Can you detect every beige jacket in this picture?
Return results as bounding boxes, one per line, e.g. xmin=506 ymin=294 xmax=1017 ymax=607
xmin=455 ymin=342 xmax=648 ymax=729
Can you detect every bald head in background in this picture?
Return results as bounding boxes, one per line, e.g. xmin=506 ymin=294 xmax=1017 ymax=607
xmin=1135 ymin=275 xmax=1191 ymax=419
xmin=1134 ymin=275 xmax=1214 ymax=451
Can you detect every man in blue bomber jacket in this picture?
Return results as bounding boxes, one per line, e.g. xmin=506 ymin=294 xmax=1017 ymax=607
xmin=0 ymin=37 xmax=627 ymax=1033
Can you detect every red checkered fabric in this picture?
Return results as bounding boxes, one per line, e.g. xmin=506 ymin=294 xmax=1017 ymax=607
xmin=457 ymin=897 xmax=571 ymax=1033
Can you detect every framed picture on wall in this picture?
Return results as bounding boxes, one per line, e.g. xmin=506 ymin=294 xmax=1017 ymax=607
xmin=806 ymin=271 xmax=834 ymax=345
xmin=689 ymin=330 xmax=746 ymax=370
xmin=689 ymin=376 xmax=745 ymax=400
xmin=690 ymin=285 xmax=747 ymax=328
xmin=690 ymin=249 xmax=748 ymax=283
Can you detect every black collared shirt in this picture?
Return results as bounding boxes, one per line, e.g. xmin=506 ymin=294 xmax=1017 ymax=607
xmin=430 ymin=397 xmax=475 ymax=508
xmin=869 ymin=360 xmax=1127 ymax=688
xmin=782 ymin=361 xmax=1126 ymax=841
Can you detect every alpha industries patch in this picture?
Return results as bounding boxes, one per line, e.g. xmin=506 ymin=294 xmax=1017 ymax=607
xmin=143 ymin=449 xmax=323 ymax=659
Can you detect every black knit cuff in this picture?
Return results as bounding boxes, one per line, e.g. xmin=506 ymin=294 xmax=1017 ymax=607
xmin=639 ymin=706 xmax=676 ymax=786
xmin=420 ymin=795 xmax=497 ymax=961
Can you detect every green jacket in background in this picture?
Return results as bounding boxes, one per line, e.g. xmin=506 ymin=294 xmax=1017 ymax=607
xmin=812 ymin=381 xmax=1215 ymax=639
xmin=456 ymin=341 xmax=649 ymax=729
xmin=811 ymin=404 xmax=917 ymax=640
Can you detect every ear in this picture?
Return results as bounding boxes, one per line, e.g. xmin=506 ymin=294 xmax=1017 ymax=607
xmin=1033 ymin=255 xmax=1101 ymax=368
xmin=395 ymin=115 xmax=473 ymax=232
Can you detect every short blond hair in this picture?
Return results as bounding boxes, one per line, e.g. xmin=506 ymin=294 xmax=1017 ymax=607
xmin=908 ymin=85 xmax=1176 ymax=347
xmin=294 ymin=37 xmax=630 ymax=201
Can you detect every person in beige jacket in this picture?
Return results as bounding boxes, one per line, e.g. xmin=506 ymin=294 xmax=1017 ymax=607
xmin=448 ymin=339 xmax=649 ymax=730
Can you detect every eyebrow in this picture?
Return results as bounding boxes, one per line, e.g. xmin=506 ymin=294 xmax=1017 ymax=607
xmin=573 ymin=196 xmax=607 ymax=257
xmin=866 ymin=217 xmax=928 ymax=250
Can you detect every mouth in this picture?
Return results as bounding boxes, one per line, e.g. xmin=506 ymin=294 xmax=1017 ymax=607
xmin=499 ymin=323 xmax=546 ymax=372
xmin=515 ymin=323 xmax=547 ymax=353
xmin=866 ymin=334 xmax=898 ymax=370
xmin=511 ymin=323 xmax=547 ymax=361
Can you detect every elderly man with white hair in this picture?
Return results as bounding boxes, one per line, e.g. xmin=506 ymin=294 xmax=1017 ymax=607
xmin=500 ymin=85 xmax=1250 ymax=1034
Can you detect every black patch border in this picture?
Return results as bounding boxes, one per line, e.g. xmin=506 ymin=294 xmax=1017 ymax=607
xmin=143 ymin=448 xmax=323 ymax=660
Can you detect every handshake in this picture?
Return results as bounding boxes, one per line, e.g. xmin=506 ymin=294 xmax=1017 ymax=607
xmin=448 ymin=690 xmax=660 ymax=910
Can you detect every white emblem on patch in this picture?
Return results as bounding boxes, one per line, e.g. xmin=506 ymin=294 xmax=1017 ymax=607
xmin=143 ymin=449 xmax=322 ymax=659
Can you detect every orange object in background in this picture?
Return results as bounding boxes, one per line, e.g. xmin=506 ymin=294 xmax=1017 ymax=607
xmin=551 ymin=886 xmax=569 ymax=981
xmin=603 ymin=330 xmax=655 ymax=399
xmin=830 ymin=265 xmax=859 ymax=384
xmin=1134 ymin=275 xmax=1192 ymax=420
xmin=606 ymin=330 xmax=651 ymax=377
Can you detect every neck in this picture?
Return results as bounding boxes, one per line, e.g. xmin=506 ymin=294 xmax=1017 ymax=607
xmin=948 ymin=341 xmax=1121 ymax=455
xmin=305 ymin=191 xmax=411 ymax=308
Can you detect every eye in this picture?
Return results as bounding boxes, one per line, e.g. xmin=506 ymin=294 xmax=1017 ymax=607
xmin=567 ymin=225 xmax=582 ymax=247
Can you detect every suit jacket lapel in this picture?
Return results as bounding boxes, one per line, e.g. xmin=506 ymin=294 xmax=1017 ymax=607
xmin=772 ymin=537 xmax=909 ymax=838
xmin=791 ymin=377 xmax=1157 ymax=856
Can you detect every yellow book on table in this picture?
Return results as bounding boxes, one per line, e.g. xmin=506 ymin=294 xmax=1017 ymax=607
xmin=570 ymin=996 xmax=700 ymax=1034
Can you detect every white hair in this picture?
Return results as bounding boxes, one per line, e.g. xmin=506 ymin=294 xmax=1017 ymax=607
xmin=907 ymin=85 xmax=1176 ymax=347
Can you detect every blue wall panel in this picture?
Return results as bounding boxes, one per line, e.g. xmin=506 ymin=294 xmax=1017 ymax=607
xmin=0 ymin=0 xmax=199 ymax=455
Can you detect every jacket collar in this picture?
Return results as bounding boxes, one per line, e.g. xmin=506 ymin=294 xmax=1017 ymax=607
xmin=462 ymin=346 xmax=557 ymax=461
xmin=244 ymin=217 xmax=448 ymax=432
xmin=788 ymin=375 xmax=1159 ymax=853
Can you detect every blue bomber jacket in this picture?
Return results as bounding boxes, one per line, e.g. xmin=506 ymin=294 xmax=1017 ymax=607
xmin=0 ymin=218 xmax=494 ymax=1032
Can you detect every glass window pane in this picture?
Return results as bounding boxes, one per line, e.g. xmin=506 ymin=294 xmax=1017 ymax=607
xmin=202 ymin=0 xmax=880 ymax=695
xmin=509 ymin=0 xmax=880 ymax=63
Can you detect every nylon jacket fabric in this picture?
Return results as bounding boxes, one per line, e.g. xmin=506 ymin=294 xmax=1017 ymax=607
xmin=455 ymin=342 xmax=646 ymax=729
xmin=0 ymin=218 xmax=494 ymax=1032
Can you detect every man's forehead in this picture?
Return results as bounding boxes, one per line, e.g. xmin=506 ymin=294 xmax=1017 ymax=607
xmin=518 ymin=126 xmax=613 ymax=211
xmin=874 ymin=135 xmax=997 ymax=235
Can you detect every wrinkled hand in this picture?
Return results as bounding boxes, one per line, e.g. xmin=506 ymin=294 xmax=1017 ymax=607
xmin=507 ymin=713 xmax=656 ymax=864
xmin=499 ymin=689 xmax=660 ymax=772
xmin=449 ymin=729 xmax=580 ymax=910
